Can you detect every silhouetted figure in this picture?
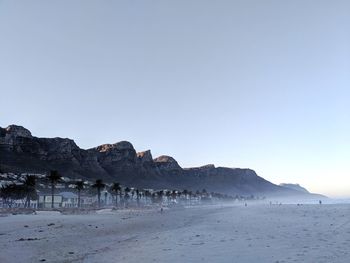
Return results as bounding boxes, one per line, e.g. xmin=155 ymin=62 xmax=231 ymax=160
xmin=319 ymin=200 xmax=322 ymax=205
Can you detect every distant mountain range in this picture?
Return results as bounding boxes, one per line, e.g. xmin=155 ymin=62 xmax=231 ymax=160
xmin=279 ymin=183 xmax=310 ymax=194
xmin=0 ymin=125 xmax=324 ymax=198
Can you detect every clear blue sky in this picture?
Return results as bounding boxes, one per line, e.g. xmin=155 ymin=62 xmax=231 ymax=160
xmin=0 ymin=0 xmax=349 ymax=197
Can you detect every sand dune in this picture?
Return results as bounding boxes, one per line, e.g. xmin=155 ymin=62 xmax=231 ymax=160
xmin=1 ymin=204 xmax=350 ymax=262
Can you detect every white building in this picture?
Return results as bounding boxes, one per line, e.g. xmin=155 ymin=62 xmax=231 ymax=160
xmin=38 ymin=194 xmax=63 ymax=208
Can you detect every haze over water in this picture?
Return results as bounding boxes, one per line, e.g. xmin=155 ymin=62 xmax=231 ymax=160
xmin=0 ymin=0 xmax=349 ymax=197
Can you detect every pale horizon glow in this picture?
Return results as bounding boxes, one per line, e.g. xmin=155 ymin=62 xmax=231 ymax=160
xmin=0 ymin=0 xmax=349 ymax=198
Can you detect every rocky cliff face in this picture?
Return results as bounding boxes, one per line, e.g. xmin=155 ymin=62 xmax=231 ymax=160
xmin=154 ymin=155 xmax=182 ymax=172
xmin=0 ymin=125 xmax=312 ymax=196
xmin=137 ymin=150 xmax=153 ymax=164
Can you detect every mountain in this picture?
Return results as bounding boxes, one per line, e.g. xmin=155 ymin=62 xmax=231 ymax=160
xmin=279 ymin=183 xmax=326 ymax=199
xmin=279 ymin=183 xmax=309 ymax=194
xmin=0 ymin=125 xmax=320 ymax=197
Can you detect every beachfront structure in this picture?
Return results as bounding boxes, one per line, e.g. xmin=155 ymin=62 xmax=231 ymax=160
xmin=60 ymin=191 xmax=78 ymax=208
xmin=38 ymin=194 xmax=63 ymax=208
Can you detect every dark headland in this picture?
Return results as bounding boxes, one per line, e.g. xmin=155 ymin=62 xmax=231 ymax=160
xmin=0 ymin=125 xmax=324 ymax=198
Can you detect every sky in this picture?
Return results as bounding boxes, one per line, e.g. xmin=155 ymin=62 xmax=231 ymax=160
xmin=0 ymin=0 xmax=349 ymax=197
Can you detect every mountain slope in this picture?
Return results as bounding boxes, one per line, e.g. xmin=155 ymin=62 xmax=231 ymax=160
xmin=0 ymin=125 xmax=318 ymax=197
xmin=280 ymin=183 xmax=309 ymax=193
xmin=279 ymin=183 xmax=326 ymax=199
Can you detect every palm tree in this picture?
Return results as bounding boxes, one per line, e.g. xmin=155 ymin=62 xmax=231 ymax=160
xmin=188 ymin=191 xmax=193 ymax=205
xmin=151 ymin=192 xmax=157 ymax=204
xmin=157 ymin=190 xmax=164 ymax=203
xmin=47 ymin=170 xmax=62 ymax=208
xmin=0 ymin=185 xmax=11 ymax=207
xmin=104 ymin=191 xmax=108 ymax=205
xmin=110 ymin=183 xmax=121 ymax=207
xmin=182 ymin=189 xmax=188 ymax=204
xmin=1 ymin=184 xmax=26 ymax=208
xmin=92 ymin=179 xmax=105 ymax=208
xmin=74 ymin=181 xmax=84 ymax=208
xmin=23 ymin=175 xmax=37 ymax=208
xmin=144 ymin=190 xmax=151 ymax=204
xmin=195 ymin=190 xmax=201 ymax=202
xmin=165 ymin=191 xmax=171 ymax=204
xmin=124 ymin=187 xmax=131 ymax=206
xmin=171 ymin=190 xmax=177 ymax=202
xmin=136 ymin=189 xmax=140 ymax=207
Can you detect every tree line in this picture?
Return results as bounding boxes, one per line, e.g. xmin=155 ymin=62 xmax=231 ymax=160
xmin=0 ymin=170 xmax=247 ymax=209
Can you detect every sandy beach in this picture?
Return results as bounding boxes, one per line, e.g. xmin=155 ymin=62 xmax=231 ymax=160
xmin=1 ymin=203 xmax=350 ymax=263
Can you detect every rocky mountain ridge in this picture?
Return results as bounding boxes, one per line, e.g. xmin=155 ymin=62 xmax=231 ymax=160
xmin=0 ymin=125 xmax=321 ymax=197
xmin=279 ymin=183 xmax=313 ymax=194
